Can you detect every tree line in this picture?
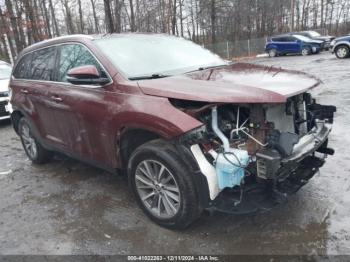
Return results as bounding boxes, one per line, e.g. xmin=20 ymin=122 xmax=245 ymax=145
xmin=1 ymin=0 xmax=350 ymax=62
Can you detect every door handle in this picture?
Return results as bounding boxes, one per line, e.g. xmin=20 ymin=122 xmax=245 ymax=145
xmin=51 ymin=96 xmax=63 ymax=102
xmin=20 ymin=89 xmax=29 ymax=94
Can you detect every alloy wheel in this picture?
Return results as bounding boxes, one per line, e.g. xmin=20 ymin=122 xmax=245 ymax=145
xmin=20 ymin=123 xmax=37 ymax=159
xmin=301 ymin=48 xmax=310 ymax=56
xmin=336 ymin=47 xmax=348 ymax=58
xmin=135 ymin=160 xmax=181 ymax=219
xmin=269 ymin=49 xmax=276 ymax=57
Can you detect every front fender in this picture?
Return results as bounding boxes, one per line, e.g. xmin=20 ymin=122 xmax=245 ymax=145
xmin=333 ymin=41 xmax=350 ymax=52
xmin=110 ymin=95 xmax=204 ymax=139
xmin=107 ymin=94 xmax=204 ymax=167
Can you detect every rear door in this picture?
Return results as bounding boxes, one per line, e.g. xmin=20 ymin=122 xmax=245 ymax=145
xmin=12 ymin=46 xmax=63 ymax=146
xmin=286 ymin=36 xmax=300 ymax=53
xmin=271 ymin=37 xmax=284 ymax=52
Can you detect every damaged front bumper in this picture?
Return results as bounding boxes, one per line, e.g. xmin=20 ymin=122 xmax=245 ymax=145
xmin=210 ymin=155 xmax=325 ymax=214
xmin=190 ymin=121 xmax=333 ymax=214
xmin=284 ymin=122 xmax=331 ymax=162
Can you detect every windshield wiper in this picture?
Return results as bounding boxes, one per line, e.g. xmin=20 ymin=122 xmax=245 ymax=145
xmin=185 ymin=63 xmax=233 ymax=74
xmin=129 ymin=74 xmax=170 ymax=81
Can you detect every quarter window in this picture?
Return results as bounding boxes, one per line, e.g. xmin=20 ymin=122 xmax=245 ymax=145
xmin=272 ymin=37 xmax=282 ymax=42
xmin=13 ymin=53 xmax=33 ymax=79
xmin=57 ymin=44 xmax=106 ymax=82
xmin=13 ymin=47 xmax=56 ymax=81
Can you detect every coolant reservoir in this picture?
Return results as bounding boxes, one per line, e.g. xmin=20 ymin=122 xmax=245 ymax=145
xmin=215 ymin=148 xmax=249 ymax=189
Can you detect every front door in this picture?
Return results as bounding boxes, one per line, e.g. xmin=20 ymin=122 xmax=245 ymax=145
xmin=48 ymin=43 xmax=113 ymax=164
xmin=282 ymin=36 xmax=299 ymax=53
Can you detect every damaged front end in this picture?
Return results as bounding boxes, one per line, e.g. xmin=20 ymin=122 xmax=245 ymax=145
xmin=173 ymin=94 xmax=336 ymax=214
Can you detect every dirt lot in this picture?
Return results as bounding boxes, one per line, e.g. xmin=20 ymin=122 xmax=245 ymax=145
xmin=0 ymin=52 xmax=349 ymax=256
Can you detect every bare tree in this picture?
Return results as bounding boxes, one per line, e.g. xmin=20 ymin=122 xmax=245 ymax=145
xmin=78 ymin=0 xmax=84 ymax=33
xmin=5 ymin=0 xmax=24 ymax=52
xmin=48 ymin=0 xmax=60 ymax=36
xmin=40 ymin=0 xmax=52 ymax=38
xmin=104 ymin=0 xmax=115 ymax=33
xmin=1 ymin=0 xmax=350 ymax=64
xmin=90 ymin=0 xmax=100 ymax=33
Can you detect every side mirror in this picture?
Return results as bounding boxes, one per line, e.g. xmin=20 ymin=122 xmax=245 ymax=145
xmin=66 ymin=65 xmax=110 ymax=86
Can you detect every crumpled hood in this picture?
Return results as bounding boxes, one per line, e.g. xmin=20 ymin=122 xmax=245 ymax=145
xmin=314 ymin=36 xmax=334 ymax=41
xmin=0 ymin=79 xmax=9 ymax=93
xmin=304 ymin=39 xmax=324 ymax=44
xmin=137 ymin=63 xmax=321 ymax=103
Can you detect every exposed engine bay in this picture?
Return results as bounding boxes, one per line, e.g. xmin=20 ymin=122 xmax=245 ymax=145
xmin=172 ymin=93 xmax=336 ymax=213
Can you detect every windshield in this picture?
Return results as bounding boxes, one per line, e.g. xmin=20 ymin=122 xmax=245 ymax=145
xmin=94 ymin=34 xmax=226 ymax=79
xmin=294 ymin=35 xmax=312 ymax=42
xmin=0 ymin=63 xmax=12 ymax=80
xmin=309 ymin=31 xmax=321 ymax=37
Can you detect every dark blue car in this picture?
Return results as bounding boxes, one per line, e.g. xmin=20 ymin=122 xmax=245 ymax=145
xmin=331 ymin=35 xmax=350 ymax=59
xmin=265 ymin=34 xmax=323 ymax=57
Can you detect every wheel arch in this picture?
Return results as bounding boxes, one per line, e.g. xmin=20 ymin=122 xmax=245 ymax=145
xmin=112 ymin=108 xmax=203 ymax=169
xmin=334 ymin=41 xmax=350 ymax=50
xmin=266 ymin=44 xmax=278 ymax=51
xmin=11 ymin=109 xmax=43 ymax=144
xmin=11 ymin=110 xmax=24 ymax=134
xmin=302 ymin=44 xmax=312 ymax=49
xmin=118 ymin=127 xmax=162 ymax=169
xmin=334 ymin=43 xmax=350 ymax=58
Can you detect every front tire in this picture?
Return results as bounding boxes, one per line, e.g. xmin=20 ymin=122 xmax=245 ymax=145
xmin=18 ymin=118 xmax=52 ymax=164
xmin=301 ymin=46 xmax=311 ymax=56
xmin=335 ymin=45 xmax=350 ymax=59
xmin=128 ymin=140 xmax=201 ymax=229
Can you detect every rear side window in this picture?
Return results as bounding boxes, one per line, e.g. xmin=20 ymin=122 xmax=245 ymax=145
xmin=272 ymin=37 xmax=282 ymax=42
xmin=57 ymin=44 xmax=106 ymax=82
xmin=13 ymin=46 xmax=56 ymax=81
xmin=31 ymin=47 xmax=56 ymax=81
xmin=13 ymin=53 xmax=32 ymax=79
xmin=285 ymin=37 xmax=296 ymax=42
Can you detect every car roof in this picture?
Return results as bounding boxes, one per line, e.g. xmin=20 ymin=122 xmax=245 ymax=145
xmin=271 ymin=34 xmax=293 ymax=39
xmin=20 ymin=34 xmax=94 ymax=54
xmin=19 ymin=33 xmax=175 ymax=56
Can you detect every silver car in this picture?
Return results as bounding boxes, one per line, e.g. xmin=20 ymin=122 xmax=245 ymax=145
xmin=0 ymin=61 xmax=12 ymax=120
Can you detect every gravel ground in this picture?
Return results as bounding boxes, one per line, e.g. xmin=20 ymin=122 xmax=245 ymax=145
xmin=0 ymin=52 xmax=349 ymax=256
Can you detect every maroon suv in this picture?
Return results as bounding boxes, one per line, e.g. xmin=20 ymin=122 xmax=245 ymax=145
xmin=9 ymin=34 xmax=336 ymax=229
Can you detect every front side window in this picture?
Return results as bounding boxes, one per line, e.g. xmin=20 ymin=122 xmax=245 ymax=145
xmin=93 ymin=35 xmax=226 ymax=79
xmin=294 ymin=35 xmax=312 ymax=42
xmin=31 ymin=47 xmax=56 ymax=81
xmin=57 ymin=44 xmax=106 ymax=82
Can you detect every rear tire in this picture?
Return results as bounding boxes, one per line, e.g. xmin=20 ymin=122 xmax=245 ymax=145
xmin=335 ymin=45 xmax=350 ymax=59
xmin=268 ymin=49 xmax=277 ymax=57
xmin=18 ymin=118 xmax=52 ymax=164
xmin=128 ymin=140 xmax=202 ymax=229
